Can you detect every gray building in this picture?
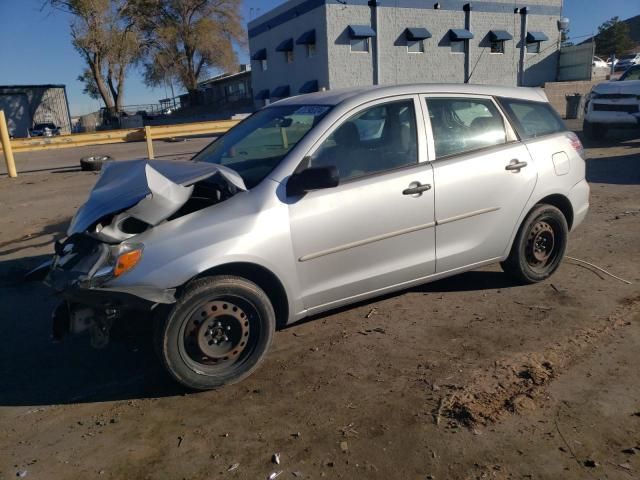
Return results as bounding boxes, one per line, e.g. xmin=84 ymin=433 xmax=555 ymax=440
xmin=248 ymin=0 xmax=563 ymax=106
xmin=0 ymin=84 xmax=72 ymax=137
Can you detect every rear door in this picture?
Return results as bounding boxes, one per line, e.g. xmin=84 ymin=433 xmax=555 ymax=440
xmin=422 ymin=94 xmax=537 ymax=273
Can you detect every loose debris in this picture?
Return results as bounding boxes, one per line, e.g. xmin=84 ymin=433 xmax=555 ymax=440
xmin=227 ymin=463 xmax=239 ymax=472
xmin=267 ymin=471 xmax=282 ymax=479
xmin=272 ymin=453 xmax=280 ymax=465
xmin=16 ymin=471 xmax=28 ymax=478
xmin=365 ymin=308 xmax=378 ymax=318
xmin=340 ymin=441 xmax=349 ymax=453
xmin=565 ymin=256 xmax=632 ymax=285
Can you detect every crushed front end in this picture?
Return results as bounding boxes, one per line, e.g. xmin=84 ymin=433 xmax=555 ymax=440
xmin=43 ymin=158 xmax=246 ymax=348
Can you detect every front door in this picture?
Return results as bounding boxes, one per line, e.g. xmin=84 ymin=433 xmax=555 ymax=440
xmin=288 ymin=96 xmax=436 ymax=311
xmin=423 ymin=95 xmax=537 ymax=273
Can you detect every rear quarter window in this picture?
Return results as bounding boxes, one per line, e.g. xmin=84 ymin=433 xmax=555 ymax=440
xmin=498 ymin=98 xmax=566 ymax=139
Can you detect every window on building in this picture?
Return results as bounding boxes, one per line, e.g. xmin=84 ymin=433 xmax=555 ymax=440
xmin=286 ymin=50 xmax=294 ymax=63
xmin=307 ymin=43 xmax=316 ymax=58
xmin=407 ymin=39 xmax=425 ymax=53
xmin=309 ymin=100 xmax=418 ymax=181
xmin=351 ymin=37 xmax=370 ymax=53
xmin=261 ymin=59 xmax=268 ymax=71
xmin=450 ymin=40 xmax=465 ymax=53
xmin=490 ymin=40 xmax=505 ymax=54
xmin=526 ymin=42 xmax=541 ymax=54
xmin=426 ymin=98 xmax=507 ymax=158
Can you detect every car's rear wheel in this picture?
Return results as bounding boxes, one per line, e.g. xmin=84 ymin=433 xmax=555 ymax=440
xmin=582 ymin=120 xmax=607 ymax=140
xmin=155 ymin=275 xmax=275 ymax=390
xmin=80 ymin=155 xmax=113 ymax=171
xmin=501 ymin=204 xmax=568 ymax=284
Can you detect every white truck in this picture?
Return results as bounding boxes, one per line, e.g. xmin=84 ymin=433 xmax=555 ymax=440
xmin=583 ymin=65 xmax=640 ymax=139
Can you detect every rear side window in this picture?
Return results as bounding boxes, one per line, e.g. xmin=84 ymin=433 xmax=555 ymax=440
xmin=426 ymin=97 xmax=507 ymax=158
xmin=499 ymin=98 xmax=566 ymax=139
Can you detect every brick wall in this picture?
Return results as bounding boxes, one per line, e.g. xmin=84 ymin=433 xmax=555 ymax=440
xmin=544 ymin=80 xmax=602 ymax=118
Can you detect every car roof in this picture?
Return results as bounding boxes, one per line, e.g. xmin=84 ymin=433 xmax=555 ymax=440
xmin=270 ymin=83 xmax=549 ymax=108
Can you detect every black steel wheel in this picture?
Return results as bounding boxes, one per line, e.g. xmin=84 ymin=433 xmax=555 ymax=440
xmin=501 ymin=204 xmax=568 ymax=284
xmin=155 ymin=275 xmax=275 ymax=390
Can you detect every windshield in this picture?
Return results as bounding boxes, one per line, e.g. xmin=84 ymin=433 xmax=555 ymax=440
xmin=620 ymin=66 xmax=640 ymax=81
xmin=193 ymin=105 xmax=332 ymax=188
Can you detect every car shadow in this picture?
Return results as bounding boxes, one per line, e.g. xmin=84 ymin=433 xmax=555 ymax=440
xmin=1 ymin=256 xmax=519 ymax=407
xmin=0 ymin=255 xmax=181 ymax=407
xmin=288 ymin=269 xmax=521 ymax=330
xmin=586 ymin=151 xmax=640 ymax=185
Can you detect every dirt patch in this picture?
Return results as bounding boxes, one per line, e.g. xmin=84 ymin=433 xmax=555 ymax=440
xmin=442 ymin=295 xmax=640 ymax=427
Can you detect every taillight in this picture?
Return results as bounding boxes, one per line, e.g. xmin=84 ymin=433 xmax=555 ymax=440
xmin=566 ymin=132 xmax=584 ymax=157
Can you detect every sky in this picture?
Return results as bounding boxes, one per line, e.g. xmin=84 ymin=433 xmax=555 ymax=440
xmin=0 ymin=0 xmax=637 ymax=116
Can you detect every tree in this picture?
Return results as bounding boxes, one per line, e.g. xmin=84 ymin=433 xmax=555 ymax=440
xmin=134 ymin=0 xmax=244 ymax=105
xmin=596 ymin=17 xmax=635 ymax=57
xmin=48 ymin=0 xmax=142 ymax=113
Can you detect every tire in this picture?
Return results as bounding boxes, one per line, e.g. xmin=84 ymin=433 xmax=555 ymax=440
xmin=155 ymin=275 xmax=275 ymax=390
xmin=582 ymin=120 xmax=607 ymax=140
xmin=80 ymin=155 xmax=112 ymax=172
xmin=501 ymin=204 xmax=568 ymax=284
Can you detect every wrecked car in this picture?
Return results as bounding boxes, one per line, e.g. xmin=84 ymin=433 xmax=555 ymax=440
xmin=42 ymin=84 xmax=589 ymax=390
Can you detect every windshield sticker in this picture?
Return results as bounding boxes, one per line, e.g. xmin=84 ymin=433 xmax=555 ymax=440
xmin=294 ymin=105 xmax=330 ymax=116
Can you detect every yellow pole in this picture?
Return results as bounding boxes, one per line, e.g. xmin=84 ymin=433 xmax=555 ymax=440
xmin=145 ymin=125 xmax=155 ymax=159
xmin=0 ymin=110 xmax=17 ymax=178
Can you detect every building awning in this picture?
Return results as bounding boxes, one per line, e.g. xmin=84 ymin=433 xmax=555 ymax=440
xmin=526 ymin=31 xmax=549 ymax=42
xmin=489 ymin=30 xmax=513 ymax=41
xmin=449 ymin=29 xmax=474 ymax=41
xmin=348 ymin=25 xmax=376 ymax=38
xmin=276 ymin=38 xmax=294 ymax=52
xmin=405 ymin=28 xmax=432 ymax=41
xmin=299 ymin=80 xmax=319 ymax=94
xmin=255 ymin=89 xmax=270 ymax=100
xmin=272 ymin=85 xmax=290 ymax=98
xmin=297 ymin=30 xmax=316 ymax=45
xmin=251 ymin=49 xmax=267 ymax=61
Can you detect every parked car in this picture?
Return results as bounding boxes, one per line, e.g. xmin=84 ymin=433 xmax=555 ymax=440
xmin=583 ymin=67 xmax=640 ymax=139
xmin=593 ymin=56 xmax=608 ymax=69
xmin=40 ymin=84 xmax=589 ymax=390
xmin=29 ymin=122 xmax=61 ymax=137
xmin=613 ymin=53 xmax=640 ymax=72
xmin=606 ymin=57 xmax=619 ymax=67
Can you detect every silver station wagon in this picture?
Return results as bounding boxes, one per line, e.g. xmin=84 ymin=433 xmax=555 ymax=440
xmin=44 ymin=84 xmax=589 ymax=389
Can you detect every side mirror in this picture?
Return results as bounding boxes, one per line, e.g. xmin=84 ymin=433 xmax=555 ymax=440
xmin=287 ymin=166 xmax=339 ymax=197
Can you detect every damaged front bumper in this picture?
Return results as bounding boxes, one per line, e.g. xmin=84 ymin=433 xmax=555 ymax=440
xmin=45 ymin=235 xmax=176 ymax=346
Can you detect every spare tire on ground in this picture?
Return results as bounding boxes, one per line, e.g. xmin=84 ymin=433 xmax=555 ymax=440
xmin=80 ymin=155 xmax=113 ymax=172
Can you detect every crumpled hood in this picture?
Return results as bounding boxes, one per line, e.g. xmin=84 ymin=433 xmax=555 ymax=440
xmin=592 ymin=80 xmax=640 ymax=95
xmin=68 ymin=159 xmax=245 ymax=236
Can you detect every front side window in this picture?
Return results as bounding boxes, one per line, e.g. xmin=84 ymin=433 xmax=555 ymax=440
xmin=351 ymin=37 xmax=370 ymax=53
xmin=193 ymin=105 xmax=331 ymax=188
xmin=490 ymin=40 xmax=505 ymax=54
xmin=498 ymin=98 xmax=566 ymax=139
xmin=309 ymin=100 xmax=418 ymax=181
xmin=408 ymin=39 xmax=424 ymax=53
xmin=526 ymin=41 xmax=541 ymax=54
xmin=451 ymin=40 xmax=465 ymax=53
xmin=426 ymin=98 xmax=507 ymax=158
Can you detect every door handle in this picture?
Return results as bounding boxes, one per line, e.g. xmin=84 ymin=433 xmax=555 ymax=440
xmin=402 ymin=182 xmax=432 ymax=196
xmin=505 ymin=159 xmax=528 ymax=171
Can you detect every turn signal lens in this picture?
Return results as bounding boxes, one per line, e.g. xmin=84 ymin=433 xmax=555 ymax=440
xmin=114 ymin=248 xmax=143 ymax=277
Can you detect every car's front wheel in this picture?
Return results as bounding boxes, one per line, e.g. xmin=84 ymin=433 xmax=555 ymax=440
xmin=501 ymin=204 xmax=568 ymax=284
xmin=155 ymin=275 xmax=275 ymax=390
